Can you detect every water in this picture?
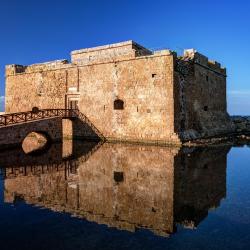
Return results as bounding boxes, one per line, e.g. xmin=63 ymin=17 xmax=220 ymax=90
xmin=0 ymin=140 xmax=250 ymax=250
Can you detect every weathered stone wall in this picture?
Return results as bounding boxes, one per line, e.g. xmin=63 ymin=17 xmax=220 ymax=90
xmin=62 ymin=118 xmax=101 ymax=140
xmin=5 ymin=62 xmax=68 ymax=112
xmin=174 ymin=49 xmax=234 ymax=141
xmin=5 ymin=42 xmax=179 ymax=144
xmin=71 ymin=40 xmax=152 ymax=65
xmin=0 ymin=117 xmax=62 ymax=149
xmin=77 ymin=52 xmax=177 ymax=143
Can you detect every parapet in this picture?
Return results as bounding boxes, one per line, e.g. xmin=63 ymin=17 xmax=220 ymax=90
xmin=153 ymin=49 xmax=175 ymax=56
xmin=5 ymin=60 xmax=69 ymax=76
xmin=71 ymin=40 xmax=153 ymax=65
xmin=183 ymin=49 xmax=226 ymax=75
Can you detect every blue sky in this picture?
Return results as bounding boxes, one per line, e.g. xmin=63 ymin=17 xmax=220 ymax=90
xmin=0 ymin=0 xmax=249 ymax=114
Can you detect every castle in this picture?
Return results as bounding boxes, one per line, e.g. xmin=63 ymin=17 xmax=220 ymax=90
xmin=5 ymin=40 xmax=235 ymax=145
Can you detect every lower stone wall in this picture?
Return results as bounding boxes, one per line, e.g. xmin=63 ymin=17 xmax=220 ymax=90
xmin=179 ymin=112 xmax=235 ymax=142
xmin=231 ymin=116 xmax=250 ymax=134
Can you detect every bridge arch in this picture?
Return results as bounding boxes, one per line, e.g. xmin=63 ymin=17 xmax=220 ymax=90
xmin=22 ymin=131 xmax=52 ymax=154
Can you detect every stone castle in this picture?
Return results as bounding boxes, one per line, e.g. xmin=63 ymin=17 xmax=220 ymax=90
xmin=5 ymin=40 xmax=236 ymax=145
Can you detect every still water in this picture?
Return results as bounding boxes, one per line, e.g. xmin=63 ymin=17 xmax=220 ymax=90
xmin=0 ymin=140 xmax=250 ymax=250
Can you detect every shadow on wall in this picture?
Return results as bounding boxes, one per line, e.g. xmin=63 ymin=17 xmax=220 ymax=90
xmin=63 ymin=118 xmax=100 ymax=141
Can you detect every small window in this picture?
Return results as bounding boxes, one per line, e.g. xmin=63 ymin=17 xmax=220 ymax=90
xmin=180 ymin=119 xmax=185 ymax=130
xmin=114 ymin=99 xmax=124 ymax=110
xmin=114 ymin=172 xmax=124 ymax=182
xmin=204 ymin=106 xmax=208 ymax=111
xmin=206 ymin=75 xmax=209 ymax=81
xmin=152 ymin=73 xmax=157 ymax=78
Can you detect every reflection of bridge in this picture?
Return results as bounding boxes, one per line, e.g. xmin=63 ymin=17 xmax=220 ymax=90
xmin=0 ymin=109 xmax=105 ymax=149
xmin=0 ymin=140 xmax=104 ymax=169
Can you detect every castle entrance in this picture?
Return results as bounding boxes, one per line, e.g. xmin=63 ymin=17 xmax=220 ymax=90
xmin=66 ymin=94 xmax=80 ymax=110
xmin=69 ymin=99 xmax=79 ymax=110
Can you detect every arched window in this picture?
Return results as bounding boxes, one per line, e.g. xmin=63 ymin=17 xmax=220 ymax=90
xmin=114 ymin=99 xmax=124 ymax=110
xmin=32 ymin=107 xmax=39 ymax=113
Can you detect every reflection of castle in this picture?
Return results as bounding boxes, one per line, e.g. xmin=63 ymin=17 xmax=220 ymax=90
xmin=2 ymin=142 xmax=230 ymax=237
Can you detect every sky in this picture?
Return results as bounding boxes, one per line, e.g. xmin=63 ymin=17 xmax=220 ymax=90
xmin=0 ymin=0 xmax=249 ymax=114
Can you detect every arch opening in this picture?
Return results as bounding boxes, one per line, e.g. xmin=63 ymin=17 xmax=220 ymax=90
xmin=114 ymin=99 xmax=124 ymax=110
xmin=22 ymin=132 xmax=51 ymax=155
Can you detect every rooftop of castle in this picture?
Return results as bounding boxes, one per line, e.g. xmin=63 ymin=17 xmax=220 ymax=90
xmin=71 ymin=40 xmax=151 ymax=55
xmin=5 ymin=40 xmax=226 ymax=76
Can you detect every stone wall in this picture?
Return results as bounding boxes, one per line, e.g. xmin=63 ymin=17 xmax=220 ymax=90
xmin=5 ymin=63 xmax=68 ymax=111
xmin=5 ymin=41 xmax=232 ymax=144
xmin=5 ymin=41 xmax=180 ymax=144
xmin=174 ymin=49 xmax=234 ymax=141
xmin=62 ymin=118 xmax=98 ymax=140
xmin=71 ymin=40 xmax=152 ymax=65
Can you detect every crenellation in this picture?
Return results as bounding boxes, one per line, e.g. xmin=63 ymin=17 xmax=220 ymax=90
xmin=6 ymin=60 xmax=70 ymax=76
xmin=5 ymin=64 xmax=27 ymax=76
xmin=153 ymin=49 xmax=175 ymax=56
xmin=183 ymin=49 xmax=226 ymax=75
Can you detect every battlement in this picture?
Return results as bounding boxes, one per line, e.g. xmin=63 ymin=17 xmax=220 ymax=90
xmin=5 ymin=42 xmax=226 ymax=77
xmin=71 ymin=40 xmax=153 ymax=65
xmin=183 ymin=49 xmax=226 ymax=75
xmin=5 ymin=60 xmax=69 ymax=76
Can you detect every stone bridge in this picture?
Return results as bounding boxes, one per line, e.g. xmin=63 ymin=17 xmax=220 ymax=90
xmin=0 ymin=109 xmax=105 ymax=150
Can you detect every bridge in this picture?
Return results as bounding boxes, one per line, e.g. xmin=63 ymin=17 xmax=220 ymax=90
xmin=0 ymin=108 xmax=105 ymax=149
